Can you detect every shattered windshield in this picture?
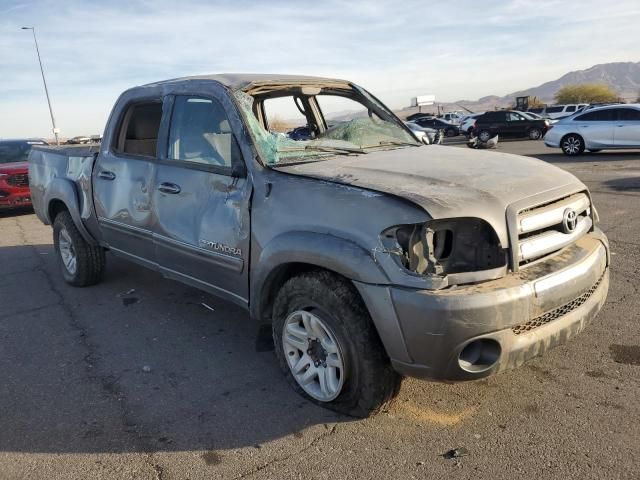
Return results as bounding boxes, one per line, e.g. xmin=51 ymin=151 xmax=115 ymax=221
xmin=233 ymin=86 xmax=420 ymax=165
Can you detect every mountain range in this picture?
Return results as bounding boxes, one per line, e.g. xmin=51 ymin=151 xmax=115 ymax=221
xmin=399 ymin=61 xmax=640 ymax=116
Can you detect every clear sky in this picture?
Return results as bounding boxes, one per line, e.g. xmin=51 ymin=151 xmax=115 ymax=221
xmin=1 ymin=0 xmax=639 ymax=138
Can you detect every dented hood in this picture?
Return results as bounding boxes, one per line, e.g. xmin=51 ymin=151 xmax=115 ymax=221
xmin=276 ymin=145 xmax=585 ymax=245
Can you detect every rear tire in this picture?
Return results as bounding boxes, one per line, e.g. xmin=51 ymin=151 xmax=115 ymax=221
xmin=561 ymin=134 xmax=585 ymax=156
xmin=53 ymin=211 xmax=105 ymax=286
xmin=272 ymin=271 xmax=401 ymax=417
xmin=528 ymin=127 xmax=543 ymax=140
xmin=445 ymin=128 xmax=457 ymax=137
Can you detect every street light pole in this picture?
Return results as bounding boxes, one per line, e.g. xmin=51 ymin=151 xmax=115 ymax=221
xmin=22 ymin=26 xmax=60 ymax=145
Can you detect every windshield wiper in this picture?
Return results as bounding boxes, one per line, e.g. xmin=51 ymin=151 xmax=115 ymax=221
xmin=277 ymin=145 xmax=366 ymax=155
xmin=305 ymin=145 xmax=366 ymax=154
xmin=369 ymin=140 xmax=420 ymax=148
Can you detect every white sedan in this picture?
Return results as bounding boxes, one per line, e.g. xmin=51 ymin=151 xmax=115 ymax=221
xmin=544 ymin=104 xmax=640 ymax=155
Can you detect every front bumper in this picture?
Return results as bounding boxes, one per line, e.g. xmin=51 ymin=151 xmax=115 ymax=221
xmin=543 ymin=130 xmax=561 ymax=148
xmin=356 ymin=230 xmax=609 ymax=381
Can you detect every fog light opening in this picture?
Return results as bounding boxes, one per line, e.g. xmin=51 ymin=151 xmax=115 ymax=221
xmin=459 ymin=339 xmax=501 ymax=373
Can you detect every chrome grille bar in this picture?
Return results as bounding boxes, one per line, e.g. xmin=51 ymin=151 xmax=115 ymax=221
xmin=519 ymin=216 xmax=592 ymax=262
xmin=518 ymin=193 xmax=590 ymax=234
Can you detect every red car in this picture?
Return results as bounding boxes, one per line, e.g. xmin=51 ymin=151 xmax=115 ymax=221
xmin=0 ymin=139 xmax=47 ymax=210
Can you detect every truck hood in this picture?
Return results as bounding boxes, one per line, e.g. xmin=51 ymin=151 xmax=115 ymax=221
xmin=276 ymin=145 xmax=585 ymax=245
xmin=0 ymin=161 xmax=28 ymax=175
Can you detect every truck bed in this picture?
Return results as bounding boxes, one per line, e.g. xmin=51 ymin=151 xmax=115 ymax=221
xmin=28 ymin=144 xmax=99 ymax=238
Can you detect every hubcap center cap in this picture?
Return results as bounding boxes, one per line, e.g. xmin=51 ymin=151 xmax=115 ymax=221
xmin=307 ymin=338 xmax=327 ymax=366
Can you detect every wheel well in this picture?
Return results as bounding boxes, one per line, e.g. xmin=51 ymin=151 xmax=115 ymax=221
xmin=257 ymin=263 xmax=353 ymax=323
xmin=48 ymin=199 xmax=69 ymax=223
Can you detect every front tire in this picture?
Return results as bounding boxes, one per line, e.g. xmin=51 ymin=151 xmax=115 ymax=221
xmin=272 ymin=271 xmax=401 ymax=417
xmin=561 ymin=134 xmax=585 ymax=156
xmin=53 ymin=211 xmax=106 ymax=286
xmin=445 ymin=128 xmax=457 ymax=137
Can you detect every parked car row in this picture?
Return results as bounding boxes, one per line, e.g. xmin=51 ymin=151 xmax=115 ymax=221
xmin=420 ymin=110 xmax=554 ymax=141
xmin=66 ymin=135 xmax=102 ymax=145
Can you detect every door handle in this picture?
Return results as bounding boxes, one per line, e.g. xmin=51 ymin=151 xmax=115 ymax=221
xmin=98 ymin=170 xmax=116 ymax=181
xmin=158 ymin=182 xmax=181 ymax=194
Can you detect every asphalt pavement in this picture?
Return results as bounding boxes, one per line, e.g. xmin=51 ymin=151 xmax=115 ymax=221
xmin=1 ymin=139 xmax=639 ymax=479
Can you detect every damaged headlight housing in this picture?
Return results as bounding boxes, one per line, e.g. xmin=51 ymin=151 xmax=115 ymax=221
xmin=381 ymin=218 xmax=507 ymax=287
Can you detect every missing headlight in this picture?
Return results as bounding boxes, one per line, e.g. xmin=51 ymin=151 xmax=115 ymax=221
xmin=382 ymin=218 xmax=507 ymax=278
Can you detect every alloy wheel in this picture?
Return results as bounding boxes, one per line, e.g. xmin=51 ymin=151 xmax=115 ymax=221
xmin=562 ymin=136 xmax=582 ymax=155
xmin=282 ymin=309 xmax=345 ymax=402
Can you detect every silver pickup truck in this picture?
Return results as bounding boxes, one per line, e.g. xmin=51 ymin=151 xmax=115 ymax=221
xmin=29 ymin=74 xmax=609 ymax=417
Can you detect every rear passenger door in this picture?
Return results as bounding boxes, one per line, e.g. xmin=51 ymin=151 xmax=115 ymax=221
xmin=613 ymin=108 xmax=640 ymax=147
xmin=93 ymin=100 xmax=162 ymax=266
xmin=573 ymin=109 xmax=615 ymax=147
xmin=152 ymin=95 xmax=251 ymax=307
xmin=481 ymin=111 xmax=506 ymax=135
xmin=505 ymin=112 xmax=528 ymax=137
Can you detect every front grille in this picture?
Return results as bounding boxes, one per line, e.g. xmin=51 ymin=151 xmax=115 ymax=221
xmin=517 ymin=193 xmax=591 ymax=265
xmin=511 ymin=272 xmax=605 ymax=335
xmin=6 ymin=173 xmax=29 ymax=187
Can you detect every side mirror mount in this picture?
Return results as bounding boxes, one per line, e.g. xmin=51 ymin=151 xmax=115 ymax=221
xmin=231 ymin=161 xmax=247 ymax=178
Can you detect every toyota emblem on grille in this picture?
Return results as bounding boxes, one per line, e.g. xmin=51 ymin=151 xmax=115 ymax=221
xmin=562 ymin=208 xmax=578 ymax=233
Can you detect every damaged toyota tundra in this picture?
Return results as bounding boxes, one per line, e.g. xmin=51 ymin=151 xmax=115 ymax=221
xmin=29 ymin=74 xmax=609 ymax=417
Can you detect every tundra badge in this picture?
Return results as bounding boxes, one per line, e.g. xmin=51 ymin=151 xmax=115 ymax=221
xmin=199 ymin=239 xmax=242 ymax=257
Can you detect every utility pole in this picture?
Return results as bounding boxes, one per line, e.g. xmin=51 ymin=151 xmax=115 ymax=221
xmin=22 ymin=26 xmax=60 ymax=145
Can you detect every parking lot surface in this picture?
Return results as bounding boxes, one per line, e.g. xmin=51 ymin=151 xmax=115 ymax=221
xmin=1 ymin=140 xmax=639 ymax=479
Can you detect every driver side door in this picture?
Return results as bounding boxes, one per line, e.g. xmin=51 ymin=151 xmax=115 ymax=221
xmin=152 ymin=95 xmax=252 ymax=307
